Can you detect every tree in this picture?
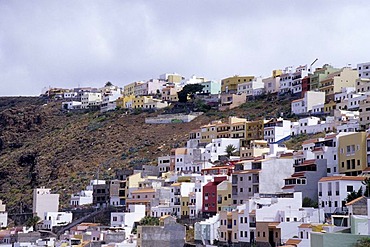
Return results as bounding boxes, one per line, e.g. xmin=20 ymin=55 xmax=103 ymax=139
xmin=356 ymin=237 xmax=370 ymax=247
xmin=177 ymin=84 xmax=204 ymax=103
xmin=302 ymin=197 xmax=318 ymax=208
xmin=139 ymin=216 xmax=160 ymax=226
xmin=346 ymin=187 xmax=363 ymax=203
xmin=26 ymin=216 xmax=40 ymax=230
xmin=225 ymin=144 xmax=237 ymax=157
xmin=105 ymin=81 xmax=113 ymax=87
xmin=362 ymin=177 xmax=370 ymax=197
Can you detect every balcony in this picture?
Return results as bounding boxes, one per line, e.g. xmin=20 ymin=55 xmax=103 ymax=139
xmin=227 ymin=224 xmax=232 ymax=229
xmin=250 ymin=222 xmax=256 ymax=228
xmin=318 ymin=192 xmax=322 ymax=196
xmin=336 ymin=191 xmax=339 ymax=196
xmin=174 ymin=202 xmax=180 ymax=205
xmin=174 ymin=191 xmax=181 ymax=196
xmin=328 ymin=191 xmax=332 ymax=196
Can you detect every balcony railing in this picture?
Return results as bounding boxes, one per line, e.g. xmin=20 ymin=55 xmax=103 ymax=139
xmin=328 ymin=191 xmax=332 ymax=196
xmin=174 ymin=191 xmax=181 ymax=196
xmin=336 ymin=191 xmax=339 ymax=196
xmin=318 ymin=192 xmax=322 ymax=196
xmin=250 ymin=222 xmax=256 ymax=227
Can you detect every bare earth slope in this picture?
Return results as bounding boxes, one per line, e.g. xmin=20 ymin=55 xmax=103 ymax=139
xmin=0 ymin=98 xmax=213 ymax=213
xmin=0 ymin=95 xmax=291 ymax=214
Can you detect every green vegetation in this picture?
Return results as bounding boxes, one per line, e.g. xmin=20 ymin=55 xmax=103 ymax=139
xmin=284 ymin=132 xmax=326 ymax=150
xmin=302 ymin=197 xmax=318 ymax=208
xmin=356 ymin=237 xmax=370 ymax=247
xmin=139 ymin=216 xmax=160 ymax=226
xmin=346 ymin=187 xmax=363 ymax=203
xmin=225 ymin=144 xmax=237 ymax=157
xmin=362 ymin=177 xmax=370 ymax=197
xmin=178 ymin=84 xmax=204 ymax=103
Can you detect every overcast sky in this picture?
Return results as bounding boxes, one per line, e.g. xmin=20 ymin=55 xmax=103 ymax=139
xmin=1 ymin=1 xmax=369 ymax=96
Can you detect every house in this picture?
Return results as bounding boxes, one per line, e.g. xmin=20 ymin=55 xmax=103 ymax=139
xmin=263 ymin=70 xmax=281 ymax=94
xmin=291 ymin=91 xmax=326 ymax=115
xmin=40 ymin=212 xmax=73 ymax=230
xmin=0 ymin=200 xmax=7 ymax=228
xmin=359 ymin=95 xmax=370 ymax=130
xmin=232 ymin=157 xmax=294 ymax=205
xmin=100 ymin=86 xmax=122 ymax=112
xmin=159 ymin=73 xmax=184 ymax=83
xmin=310 ymin=64 xmax=341 ymax=91
xmin=318 ymin=176 xmax=366 ymax=215
xmin=200 ymin=80 xmax=221 ymax=94
xmin=221 ymin=75 xmax=254 ymax=94
xmin=126 ymin=188 xmax=159 ymax=215
xmin=70 ymin=179 xmax=105 ymax=207
xmin=109 ymin=179 xmax=126 ymax=206
xmin=337 ymin=132 xmax=367 ymax=175
xmin=283 ymin=159 xmax=327 ymax=201
xmin=240 ymin=140 xmax=269 ymax=159
xmin=203 ymin=138 xmax=240 ymax=162
xmin=264 ymin=118 xmax=291 ymax=143
xmin=357 ymin=62 xmax=370 ymax=79
xmin=202 ymin=176 xmax=228 ymax=217
xmin=218 ymin=203 xmax=252 ymax=245
xmin=137 ymin=215 xmax=185 ymax=247
xmin=319 ymin=67 xmax=358 ymax=102
xmin=61 ymin=101 xmax=82 ymax=110
xmin=93 ymin=181 xmax=110 ymax=208
xmin=290 ymin=116 xmax=335 ymax=136
xmin=219 ymin=93 xmax=247 ymax=111
xmin=33 ymin=188 xmax=59 ymax=219
xmin=194 ymin=214 xmax=220 ymax=245
xmin=111 ymin=204 xmax=146 ymax=237
xmin=237 ymin=77 xmax=264 ymax=97
xmin=81 ymin=92 xmax=102 ymax=109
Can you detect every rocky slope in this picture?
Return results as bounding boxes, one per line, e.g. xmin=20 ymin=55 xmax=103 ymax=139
xmin=0 ymin=95 xmax=291 ymax=214
xmin=0 ymin=98 xmax=215 ymax=213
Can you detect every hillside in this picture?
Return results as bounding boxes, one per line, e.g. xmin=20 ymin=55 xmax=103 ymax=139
xmin=0 ymin=95 xmax=291 ymax=214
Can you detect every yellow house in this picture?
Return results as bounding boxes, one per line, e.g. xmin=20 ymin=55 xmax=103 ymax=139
xmin=123 ymin=82 xmax=137 ymax=97
xmin=338 ymin=132 xmax=367 ymax=175
xmin=132 ymin=96 xmax=153 ymax=109
xmin=181 ymin=196 xmax=190 ymax=218
xmin=272 ymin=69 xmax=282 ymax=78
xmin=324 ymin=100 xmax=336 ymax=114
xmin=221 ymin=75 xmax=254 ymax=93
xmin=116 ymin=95 xmax=135 ymax=109
xmin=200 ymin=121 xmax=220 ymax=143
xmin=245 ymin=120 xmax=265 ymax=141
xmin=217 ymin=180 xmax=232 ymax=212
xmin=125 ymin=173 xmax=144 ymax=199
xmin=168 ymin=74 xmax=184 ymax=83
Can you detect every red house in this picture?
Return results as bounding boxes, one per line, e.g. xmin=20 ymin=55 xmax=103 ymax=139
xmin=301 ymin=76 xmax=310 ymax=98
xmin=202 ymin=176 xmax=227 ymax=217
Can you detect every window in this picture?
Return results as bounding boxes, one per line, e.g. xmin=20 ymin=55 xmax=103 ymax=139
xmin=347 ymin=185 xmax=354 ymax=192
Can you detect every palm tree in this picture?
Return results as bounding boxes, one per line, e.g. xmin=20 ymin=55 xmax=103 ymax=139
xmin=225 ymin=144 xmax=237 ymax=157
xmin=362 ymin=177 xmax=370 ymax=197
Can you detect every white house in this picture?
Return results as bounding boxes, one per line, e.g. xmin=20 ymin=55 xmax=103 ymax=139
xmin=70 ymin=180 xmax=105 ymax=207
xmin=318 ymin=176 xmax=366 ymax=214
xmin=111 ymin=204 xmax=146 ymax=237
xmin=263 ymin=75 xmax=280 ymax=94
xmin=0 ymin=200 xmax=8 ymax=228
xmin=81 ymin=92 xmax=102 ymax=109
xmin=101 ymin=87 xmax=122 ymax=112
xmin=41 ymin=212 xmax=73 ymax=230
xmin=358 ymin=62 xmax=370 ymax=79
xmin=203 ymin=138 xmax=240 ymax=162
xmin=33 ymin=188 xmax=59 ymax=219
xmin=291 ymin=91 xmax=326 ymax=115
xmin=237 ymin=77 xmax=264 ymax=97
xmin=62 ymin=101 xmax=82 ymax=110
xmin=194 ymin=214 xmax=220 ymax=245
xmin=291 ymin=116 xmax=336 ymax=136
xmin=264 ymin=118 xmax=291 ymax=143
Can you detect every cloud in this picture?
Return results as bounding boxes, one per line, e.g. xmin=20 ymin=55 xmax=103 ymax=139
xmin=0 ymin=0 xmax=369 ymax=95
